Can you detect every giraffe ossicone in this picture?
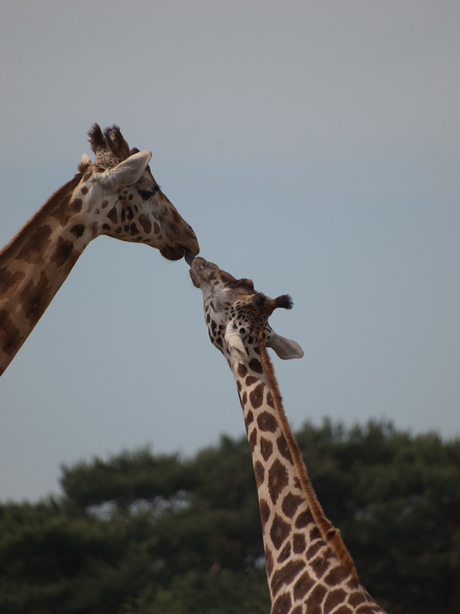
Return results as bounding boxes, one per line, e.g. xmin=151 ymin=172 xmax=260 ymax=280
xmin=190 ymin=256 xmax=386 ymax=614
xmin=0 ymin=124 xmax=199 ymax=375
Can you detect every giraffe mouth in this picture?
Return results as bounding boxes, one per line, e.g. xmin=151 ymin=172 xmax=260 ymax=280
xmin=184 ymin=249 xmax=196 ymax=266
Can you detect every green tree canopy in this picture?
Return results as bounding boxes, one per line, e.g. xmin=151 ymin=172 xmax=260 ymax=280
xmin=0 ymin=421 xmax=459 ymax=614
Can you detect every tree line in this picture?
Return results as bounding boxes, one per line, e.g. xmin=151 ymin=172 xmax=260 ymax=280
xmin=0 ymin=420 xmax=459 ymax=614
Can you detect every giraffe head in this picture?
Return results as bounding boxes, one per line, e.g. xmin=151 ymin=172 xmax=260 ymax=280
xmin=189 ymin=257 xmax=303 ymax=364
xmin=72 ymin=124 xmax=199 ymax=260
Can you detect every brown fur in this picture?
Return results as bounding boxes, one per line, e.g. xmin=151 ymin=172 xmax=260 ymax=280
xmin=258 ymin=331 xmax=359 ymax=581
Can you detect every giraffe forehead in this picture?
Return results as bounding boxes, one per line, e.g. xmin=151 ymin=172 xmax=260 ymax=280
xmin=79 ymin=167 xmax=156 ymax=199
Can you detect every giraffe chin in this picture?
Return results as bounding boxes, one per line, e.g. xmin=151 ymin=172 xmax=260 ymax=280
xmin=159 ymin=245 xmax=188 ymax=261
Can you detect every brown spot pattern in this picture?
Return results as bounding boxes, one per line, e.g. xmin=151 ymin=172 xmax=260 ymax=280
xmin=306 ymin=584 xmax=328 ymax=614
xmin=0 ymin=309 xmax=21 ymax=357
xmin=293 ymin=533 xmax=306 ymax=554
xmin=249 ymin=428 xmax=257 ymax=453
xmin=254 ymin=460 xmax=265 ymax=487
xmin=70 ymin=224 xmax=85 ymax=238
xmin=244 ymin=410 xmax=254 ymax=429
xmin=277 ymin=434 xmax=294 ymax=463
xmin=51 ymin=238 xmax=76 ymax=269
xmin=245 ymin=375 xmax=258 ymax=386
xmin=268 ymin=459 xmax=289 ymax=504
xmin=309 ymin=526 xmax=322 ymax=541
xmin=271 ymin=592 xmax=292 ymax=614
xmin=250 ymin=382 xmax=265 ymax=409
xmin=237 ymin=363 xmax=247 ymax=378
xmin=260 ymin=498 xmax=270 ymax=529
xmin=311 ymin=553 xmax=331 ymax=579
xmin=15 ymin=225 xmax=52 ymax=264
xmin=19 ymin=272 xmax=52 ymax=325
xmin=138 ymin=214 xmax=152 ymax=234
xmin=53 ymin=197 xmax=83 ymax=227
xmin=260 ymin=437 xmax=273 ymax=461
xmin=293 ymin=571 xmax=315 ymax=600
xmin=107 ymin=206 xmax=118 ymax=224
xmin=282 ymin=493 xmax=304 ymax=519
xmin=348 ymin=592 xmax=367 ymax=607
xmin=270 ymin=514 xmax=290 ymax=550
xmin=306 ymin=541 xmax=323 ymax=560
xmin=324 ymin=565 xmax=350 ymax=586
xmin=277 ymin=542 xmax=291 ymax=563
xmin=0 ymin=268 xmax=25 ymax=299
xmin=324 ymin=589 xmax=347 ymax=613
xmin=271 ymin=559 xmax=306 ymax=597
xmin=265 ymin=546 xmax=274 ymax=576
xmin=295 ymin=509 xmax=314 ymax=530
xmin=257 ymin=411 xmax=277 ymax=432
xmin=248 ymin=357 xmax=263 ymax=373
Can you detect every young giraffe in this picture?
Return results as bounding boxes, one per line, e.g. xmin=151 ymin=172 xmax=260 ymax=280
xmin=0 ymin=124 xmax=199 ymax=375
xmin=189 ymin=256 xmax=386 ymax=614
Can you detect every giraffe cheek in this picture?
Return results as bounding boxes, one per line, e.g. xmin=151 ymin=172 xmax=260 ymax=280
xmin=138 ymin=214 xmax=152 ymax=235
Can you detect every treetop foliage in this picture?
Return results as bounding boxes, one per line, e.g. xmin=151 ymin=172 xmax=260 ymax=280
xmin=1 ymin=420 xmax=459 ymax=614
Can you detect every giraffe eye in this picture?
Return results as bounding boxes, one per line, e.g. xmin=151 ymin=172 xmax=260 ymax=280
xmin=138 ymin=187 xmax=158 ymax=200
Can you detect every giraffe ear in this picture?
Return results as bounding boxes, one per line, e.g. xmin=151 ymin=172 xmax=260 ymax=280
xmin=268 ymin=333 xmax=304 ymax=360
xmin=225 ymin=330 xmax=248 ymax=361
xmin=102 ymin=150 xmax=153 ymax=189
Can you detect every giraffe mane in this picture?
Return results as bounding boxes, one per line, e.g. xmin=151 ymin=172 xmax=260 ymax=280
xmin=0 ymin=171 xmax=85 ymax=263
xmin=258 ymin=331 xmax=359 ymax=581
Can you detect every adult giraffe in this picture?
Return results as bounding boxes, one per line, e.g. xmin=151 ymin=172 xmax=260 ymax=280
xmin=189 ymin=256 xmax=386 ymax=614
xmin=0 ymin=124 xmax=199 ymax=375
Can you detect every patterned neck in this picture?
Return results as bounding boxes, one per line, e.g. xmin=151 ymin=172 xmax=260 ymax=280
xmin=0 ymin=172 xmax=91 ymax=373
xmin=230 ymin=337 xmax=384 ymax=613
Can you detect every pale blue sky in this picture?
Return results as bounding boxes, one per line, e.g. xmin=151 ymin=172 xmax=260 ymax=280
xmin=1 ymin=0 xmax=459 ymax=501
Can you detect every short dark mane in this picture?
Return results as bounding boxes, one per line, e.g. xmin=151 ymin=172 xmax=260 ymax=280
xmin=0 ymin=171 xmax=84 ymax=263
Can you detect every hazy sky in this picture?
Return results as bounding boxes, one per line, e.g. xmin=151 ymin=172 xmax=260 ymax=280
xmin=1 ymin=0 xmax=459 ymax=502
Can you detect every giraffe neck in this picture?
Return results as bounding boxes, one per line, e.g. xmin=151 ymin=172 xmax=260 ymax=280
xmin=229 ymin=342 xmax=385 ymax=614
xmin=0 ymin=170 xmax=98 ymax=374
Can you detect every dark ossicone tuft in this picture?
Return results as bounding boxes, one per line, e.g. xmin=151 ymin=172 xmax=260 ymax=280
xmin=104 ymin=125 xmax=131 ymax=160
xmin=275 ymin=294 xmax=293 ymax=310
xmin=253 ymin=293 xmax=267 ymax=308
xmin=87 ymin=124 xmax=131 ymax=161
xmin=88 ymin=123 xmax=106 ymax=154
